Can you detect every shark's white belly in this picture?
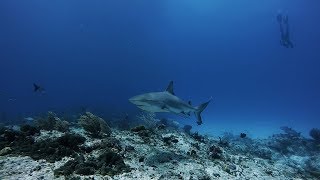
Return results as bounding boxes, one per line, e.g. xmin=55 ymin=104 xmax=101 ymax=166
xmin=137 ymin=104 xmax=170 ymax=113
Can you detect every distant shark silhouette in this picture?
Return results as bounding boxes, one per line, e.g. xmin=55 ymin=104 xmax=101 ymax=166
xmin=33 ymin=83 xmax=45 ymax=94
xmin=129 ymin=81 xmax=211 ymax=125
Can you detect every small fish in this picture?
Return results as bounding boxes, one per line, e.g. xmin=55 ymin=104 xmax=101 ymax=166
xmin=8 ymin=98 xmax=16 ymax=102
xmin=0 ymin=92 xmax=16 ymax=101
xmin=240 ymin=133 xmax=247 ymax=138
xmin=24 ymin=117 xmax=34 ymax=121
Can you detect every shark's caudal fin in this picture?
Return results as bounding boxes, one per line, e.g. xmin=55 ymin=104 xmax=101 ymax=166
xmin=194 ymin=98 xmax=212 ymax=125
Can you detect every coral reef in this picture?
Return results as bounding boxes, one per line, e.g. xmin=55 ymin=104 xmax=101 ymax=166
xmin=34 ymin=111 xmax=70 ymax=132
xmin=0 ymin=127 xmax=85 ymax=163
xmin=183 ymin=125 xmax=192 ymax=135
xmin=208 ymin=145 xmax=223 ymax=159
xmin=20 ymin=124 xmax=40 ymax=136
xmin=131 ymin=125 xmax=146 ymax=132
xmin=54 ymin=149 xmax=129 ymax=176
xmin=136 ymin=112 xmax=158 ymax=128
xmin=156 ymin=118 xmax=180 ymax=130
xmin=267 ymin=127 xmax=310 ymax=155
xmin=98 ymin=150 xmax=130 ymax=175
xmin=1 ymin=118 xmax=320 ymax=179
xmin=145 ymin=150 xmax=184 ymax=167
xmin=280 ymin=126 xmax=301 ymax=138
xmin=131 ymin=125 xmax=153 ymax=140
xmin=78 ymin=112 xmax=111 ymax=138
xmin=191 ymin=132 xmax=206 ymax=143
xmin=162 ymin=134 xmax=179 ymax=145
xmin=309 ymin=128 xmax=320 ymax=143
xmin=25 ymin=133 xmax=85 ymax=163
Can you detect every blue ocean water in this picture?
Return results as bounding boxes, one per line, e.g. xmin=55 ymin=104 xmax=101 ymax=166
xmin=0 ymin=0 xmax=319 ymax=138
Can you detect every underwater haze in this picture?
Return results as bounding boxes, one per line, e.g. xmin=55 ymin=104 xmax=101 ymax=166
xmin=1 ymin=0 xmax=320 ymax=138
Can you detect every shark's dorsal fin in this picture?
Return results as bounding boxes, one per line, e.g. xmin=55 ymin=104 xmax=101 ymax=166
xmin=165 ymin=81 xmax=175 ymax=95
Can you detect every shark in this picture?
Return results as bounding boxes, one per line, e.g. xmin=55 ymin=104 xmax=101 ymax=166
xmin=129 ymin=81 xmax=211 ymax=125
xmin=33 ymin=83 xmax=46 ymax=95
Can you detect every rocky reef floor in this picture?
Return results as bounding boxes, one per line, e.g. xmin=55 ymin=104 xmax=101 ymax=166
xmin=1 ymin=113 xmax=320 ymax=179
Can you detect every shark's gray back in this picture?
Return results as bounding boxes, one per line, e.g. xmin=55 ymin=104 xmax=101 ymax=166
xmin=154 ymin=91 xmax=195 ymax=112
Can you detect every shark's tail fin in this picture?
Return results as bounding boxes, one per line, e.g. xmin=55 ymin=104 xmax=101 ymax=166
xmin=195 ymin=98 xmax=212 ymax=125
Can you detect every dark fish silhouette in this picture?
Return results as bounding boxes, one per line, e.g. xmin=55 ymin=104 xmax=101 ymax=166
xmin=33 ymin=83 xmax=45 ymax=94
xmin=240 ymin=133 xmax=247 ymax=138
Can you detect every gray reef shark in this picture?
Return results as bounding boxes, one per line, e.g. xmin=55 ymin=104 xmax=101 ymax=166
xmin=129 ymin=81 xmax=211 ymax=125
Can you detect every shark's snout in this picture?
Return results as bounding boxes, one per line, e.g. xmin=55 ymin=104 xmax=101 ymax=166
xmin=129 ymin=95 xmax=144 ymax=105
xmin=128 ymin=97 xmax=137 ymax=104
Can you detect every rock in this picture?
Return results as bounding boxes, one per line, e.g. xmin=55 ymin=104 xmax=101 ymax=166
xmin=0 ymin=147 xmax=12 ymax=156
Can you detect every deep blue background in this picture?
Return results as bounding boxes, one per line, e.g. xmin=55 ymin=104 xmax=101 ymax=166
xmin=1 ymin=0 xmax=319 ymax=138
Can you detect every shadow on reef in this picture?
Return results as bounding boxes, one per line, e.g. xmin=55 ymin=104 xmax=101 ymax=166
xmin=54 ymin=150 xmax=130 ymax=176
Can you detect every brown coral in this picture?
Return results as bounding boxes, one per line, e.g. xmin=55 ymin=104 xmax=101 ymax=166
xmin=78 ymin=112 xmax=111 ymax=138
xmin=34 ymin=112 xmax=69 ymax=132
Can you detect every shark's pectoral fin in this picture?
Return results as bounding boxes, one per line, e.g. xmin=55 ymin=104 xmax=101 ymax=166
xmin=165 ymin=81 xmax=175 ymax=95
xmin=188 ymin=101 xmax=192 ymax=106
xmin=181 ymin=111 xmax=190 ymax=116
